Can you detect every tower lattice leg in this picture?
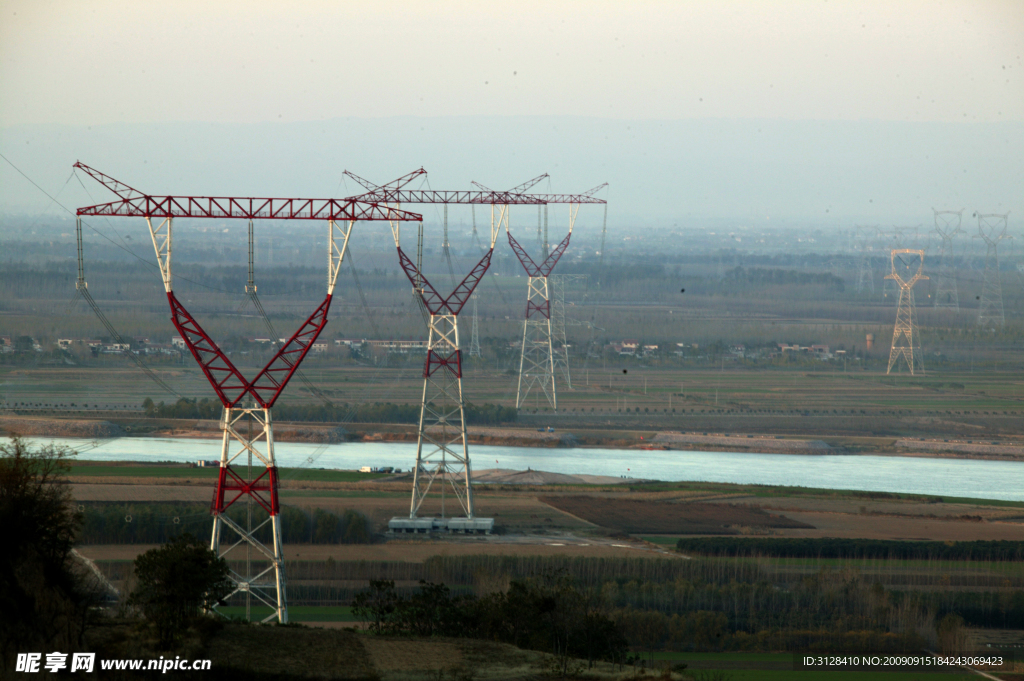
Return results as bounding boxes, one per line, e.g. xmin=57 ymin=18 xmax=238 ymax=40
xmin=210 ymin=407 xmax=288 ymax=623
xmin=409 ymin=314 xmax=474 ymax=519
xmin=516 ymin=276 xmax=557 ymax=410
xmin=885 ymin=249 xmax=927 ymax=376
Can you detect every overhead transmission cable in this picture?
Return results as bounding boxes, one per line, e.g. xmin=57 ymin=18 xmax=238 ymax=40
xmin=73 ymin=217 xmax=183 ymax=399
xmin=238 ymin=220 xmax=333 ymax=406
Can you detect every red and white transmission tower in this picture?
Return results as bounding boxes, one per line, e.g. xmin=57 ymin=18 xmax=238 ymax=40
xmin=343 ymin=171 xmax=548 ymax=532
xmin=75 ymin=162 xmax=421 ymax=622
xmin=495 ymin=183 xmax=607 ymax=411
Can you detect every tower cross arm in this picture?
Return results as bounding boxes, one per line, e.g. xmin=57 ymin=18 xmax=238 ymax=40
xmin=76 ymin=196 xmax=422 ymax=222
xmin=74 ymin=161 xmax=147 ymax=201
xmin=517 ymin=192 xmax=606 ymax=204
xmin=74 ymin=163 xmax=423 ymax=222
xmin=349 ymin=190 xmax=547 ymax=205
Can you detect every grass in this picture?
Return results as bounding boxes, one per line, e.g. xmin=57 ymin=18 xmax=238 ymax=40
xmin=632 ymin=480 xmax=1024 ymax=509
xmin=699 ymin=672 xmax=976 ymax=680
xmin=635 ymin=545 xmax=1024 ymax=579
xmin=69 ymin=463 xmax=390 ymax=482
xmin=217 ymin=605 xmax=359 ymax=622
xmin=279 ymin=489 xmax=406 ymax=498
xmin=644 ymin=653 xmax=980 ymax=679
xmin=651 ymin=652 xmax=790 ymax=662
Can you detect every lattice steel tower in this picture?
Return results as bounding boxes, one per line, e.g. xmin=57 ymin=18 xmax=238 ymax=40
xmin=975 ymin=213 xmax=1011 ymax=329
xmin=508 ymin=207 xmax=579 ymax=410
xmin=549 ymin=274 xmax=588 ymax=389
xmin=74 ymin=162 xmax=420 ymax=623
xmin=854 ymin=226 xmax=876 ymax=294
xmin=880 ymin=227 xmax=910 ymax=300
xmin=932 ymin=209 xmax=964 ymax=310
xmin=342 ymin=170 xmax=553 ymax=532
xmin=468 ymin=298 xmax=482 ymax=357
xmin=393 ymin=207 xmax=504 ymax=521
xmin=885 ymin=249 xmax=928 ymax=375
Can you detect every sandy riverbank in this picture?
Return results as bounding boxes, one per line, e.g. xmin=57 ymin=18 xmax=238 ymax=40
xmin=3 ymin=415 xmax=1023 ymax=462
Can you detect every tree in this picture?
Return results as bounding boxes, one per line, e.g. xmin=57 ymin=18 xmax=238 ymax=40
xmin=351 ymin=579 xmax=400 ymax=634
xmin=0 ymin=435 xmax=93 ymax=659
xmin=128 ymin=534 xmax=232 ymax=644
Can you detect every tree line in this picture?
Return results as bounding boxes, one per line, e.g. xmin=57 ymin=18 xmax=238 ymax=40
xmin=675 ymin=537 xmax=1024 ymax=561
xmin=352 ymin=575 xmax=628 ymax=674
xmin=142 ymin=397 xmax=518 ymax=424
xmin=78 ymin=502 xmax=371 ymax=545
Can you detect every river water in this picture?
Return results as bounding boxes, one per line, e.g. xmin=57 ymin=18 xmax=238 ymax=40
xmin=27 ymin=436 xmax=1024 ymax=502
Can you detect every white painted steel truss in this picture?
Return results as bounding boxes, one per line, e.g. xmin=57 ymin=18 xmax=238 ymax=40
xmin=885 ymin=250 xmax=928 ymax=375
xmin=517 ymin=276 xmax=557 ymax=410
xmin=210 ymin=407 xmax=288 ymax=624
xmin=409 ymin=313 xmax=474 ymax=519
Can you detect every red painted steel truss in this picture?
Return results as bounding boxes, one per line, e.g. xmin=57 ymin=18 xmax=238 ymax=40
xmin=507 ymin=231 xmax=572 ymax=320
xmin=212 ymin=465 xmax=279 ymax=515
xmin=168 ymin=292 xmax=250 ymax=404
xmin=73 ymin=162 xmax=422 ymax=222
xmin=396 ymin=247 xmax=494 ymax=379
xmin=169 ymin=292 xmax=333 ymax=409
xmin=396 ymin=247 xmax=493 ymax=316
xmin=507 ymin=231 xmax=572 ymax=278
xmin=248 ymin=295 xmax=332 ymax=406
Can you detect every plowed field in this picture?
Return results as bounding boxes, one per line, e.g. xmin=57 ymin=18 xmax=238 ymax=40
xmin=540 ymin=496 xmax=814 ymax=534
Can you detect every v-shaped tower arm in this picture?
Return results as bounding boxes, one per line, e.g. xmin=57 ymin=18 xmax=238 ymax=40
xmin=885 ymin=249 xmax=929 ymax=288
xmin=74 ymin=161 xmax=148 ymax=201
xmin=444 ymin=250 xmax=494 ymax=315
xmin=397 ymin=246 xmax=494 ymax=316
xmin=397 ymin=247 xmax=449 ymax=314
xmin=507 ymin=231 xmax=542 ymax=277
xmin=167 ymin=292 xmax=251 ymax=407
xmin=537 ymin=230 xmax=572 ymax=275
xmin=246 ymin=295 xmax=334 ymax=408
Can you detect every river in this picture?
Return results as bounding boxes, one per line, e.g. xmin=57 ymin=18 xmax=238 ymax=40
xmin=27 ymin=436 xmax=1024 ymax=502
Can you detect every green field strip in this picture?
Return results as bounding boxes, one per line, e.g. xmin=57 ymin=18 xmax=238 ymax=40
xmin=646 ymin=653 xmax=978 ymax=679
xmin=70 ymin=463 xmax=389 ymax=482
xmin=279 ymin=490 xmax=406 ymax=499
xmin=632 ymin=481 xmax=1024 ymax=508
xmin=651 ymin=652 xmax=791 ymax=662
xmin=696 ymin=671 xmax=975 ymax=680
xmin=216 ymin=605 xmax=358 ymax=622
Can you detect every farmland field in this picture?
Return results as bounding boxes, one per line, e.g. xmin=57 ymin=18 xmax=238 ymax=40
xmin=5 ymin=361 xmax=1024 ymax=445
xmin=540 ymin=495 xmax=815 ymax=534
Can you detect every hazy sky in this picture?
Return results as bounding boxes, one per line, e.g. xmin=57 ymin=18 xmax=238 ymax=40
xmin=2 ymin=0 xmax=1022 ymax=126
xmin=1 ymin=1 xmax=1021 ymax=223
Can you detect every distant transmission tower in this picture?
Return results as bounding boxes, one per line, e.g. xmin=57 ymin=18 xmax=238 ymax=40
xmin=468 ymin=297 xmax=482 ymax=357
xmin=510 ymin=207 xmax=580 ymax=411
xmin=886 ymin=249 xmax=928 ymax=375
xmin=880 ymin=227 xmax=908 ymax=300
xmin=932 ymin=209 xmax=963 ymax=310
xmin=975 ymin=213 xmax=1011 ymax=329
xmin=549 ymin=274 xmax=588 ymax=389
xmin=854 ymin=225 xmax=876 ymax=294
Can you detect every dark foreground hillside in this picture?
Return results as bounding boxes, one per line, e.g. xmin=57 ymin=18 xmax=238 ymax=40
xmin=83 ymin=621 xmax=661 ymax=681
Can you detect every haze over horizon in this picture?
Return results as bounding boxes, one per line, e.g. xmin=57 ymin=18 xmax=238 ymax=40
xmin=1 ymin=0 xmax=1021 ymax=225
